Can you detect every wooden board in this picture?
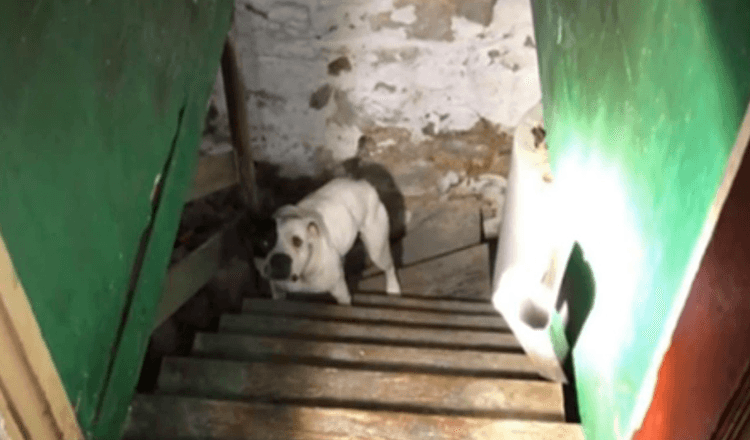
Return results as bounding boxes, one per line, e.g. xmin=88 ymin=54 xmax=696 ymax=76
xmin=0 ymin=236 xmax=83 ymax=440
xmin=0 ymin=1 xmax=233 ymax=436
xmin=125 ymin=395 xmax=584 ymax=440
xmin=352 ymin=292 xmax=498 ymax=315
xmin=0 ymin=384 xmax=24 ymax=440
xmin=153 ymin=230 xmax=225 ymax=329
xmin=634 ymin=117 xmax=750 ymax=440
xmin=359 ymin=244 xmax=491 ymax=300
xmin=398 ymin=201 xmax=482 ymax=266
xmin=0 ymin=304 xmax=67 ymax=440
xmin=361 ymin=201 xmax=482 ymax=278
xmin=157 ymin=357 xmax=564 ymax=418
xmin=219 ymin=314 xmax=521 ymax=351
xmin=188 ymin=150 xmax=238 ymax=202
xmin=221 ymin=36 xmax=259 ymax=209
xmin=709 ymin=362 xmax=750 ymax=440
xmin=241 ymin=298 xmax=508 ymax=331
xmin=193 ymin=333 xmax=539 ymax=378
xmin=532 ymin=0 xmax=750 ymax=437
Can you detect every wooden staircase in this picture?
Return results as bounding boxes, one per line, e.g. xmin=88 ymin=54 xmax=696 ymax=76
xmin=125 ymin=233 xmax=583 ymax=439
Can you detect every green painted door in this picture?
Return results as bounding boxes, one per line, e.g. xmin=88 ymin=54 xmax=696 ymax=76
xmin=0 ymin=1 xmax=232 ymax=438
xmin=531 ymin=0 xmax=750 ymax=438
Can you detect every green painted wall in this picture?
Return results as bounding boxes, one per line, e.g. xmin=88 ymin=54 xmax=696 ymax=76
xmin=0 ymin=1 xmax=232 ymax=438
xmin=531 ymin=0 xmax=750 ymax=438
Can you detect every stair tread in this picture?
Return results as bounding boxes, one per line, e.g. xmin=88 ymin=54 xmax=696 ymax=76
xmin=193 ymin=333 xmax=539 ymax=378
xmin=125 ymin=395 xmax=584 ymax=440
xmin=219 ymin=314 xmax=520 ymax=351
xmin=358 ymin=244 xmax=492 ymax=300
xmin=352 ymin=292 xmax=498 ymax=314
xmin=158 ymin=357 xmax=564 ymax=417
xmin=242 ymin=298 xmax=508 ymax=330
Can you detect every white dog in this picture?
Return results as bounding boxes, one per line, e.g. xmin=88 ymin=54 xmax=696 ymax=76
xmin=240 ymin=178 xmax=401 ymax=305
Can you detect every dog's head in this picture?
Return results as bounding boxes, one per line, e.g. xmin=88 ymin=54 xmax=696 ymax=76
xmin=238 ymin=208 xmax=322 ymax=283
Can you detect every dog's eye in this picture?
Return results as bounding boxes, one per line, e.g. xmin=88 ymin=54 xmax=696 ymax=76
xmin=292 ymin=236 xmax=303 ymax=248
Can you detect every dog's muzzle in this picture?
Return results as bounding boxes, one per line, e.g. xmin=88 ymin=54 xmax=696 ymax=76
xmin=267 ymin=253 xmax=292 ymax=280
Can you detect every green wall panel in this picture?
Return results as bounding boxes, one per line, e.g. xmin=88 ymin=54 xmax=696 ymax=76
xmin=0 ymin=1 xmax=232 ymax=438
xmin=531 ymin=0 xmax=750 ymax=438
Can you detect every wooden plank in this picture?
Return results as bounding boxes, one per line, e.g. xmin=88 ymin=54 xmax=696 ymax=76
xmin=635 ymin=106 xmax=750 ymax=440
xmin=359 ymin=244 xmax=492 ymax=300
xmin=125 ymin=395 xmax=584 ymax=440
xmin=188 ymin=150 xmax=238 ymax=201
xmin=0 ymin=298 xmax=71 ymax=440
xmin=241 ymin=298 xmax=509 ymax=331
xmin=221 ymin=36 xmax=259 ymax=210
xmin=0 ymin=236 xmax=84 ymax=440
xmin=219 ymin=314 xmax=521 ymax=351
xmin=635 ymin=111 xmax=750 ymax=440
xmin=362 ymin=201 xmax=482 ymax=277
xmin=0 ymin=384 xmax=25 ymax=440
xmin=193 ymin=333 xmax=539 ymax=378
xmin=713 ymin=361 xmax=750 ymax=440
xmin=399 ymin=201 xmax=482 ymax=266
xmin=352 ymin=292 xmax=498 ymax=314
xmin=152 ymin=229 xmax=225 ymax=329
xmin=533 ymin=0 xmax=750 ymax=435
xmin=157 ymin=357 xmax=564 ymax=418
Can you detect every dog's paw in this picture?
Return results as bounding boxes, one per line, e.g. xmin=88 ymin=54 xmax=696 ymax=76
xmin=385 ymin=279 xmax=401 ymax=295
xmin=385 ymin=272 xmax=401 ymax=296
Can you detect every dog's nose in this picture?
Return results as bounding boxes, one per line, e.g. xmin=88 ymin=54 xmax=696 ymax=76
xmin=268 ymin=253 xmax=292 ymax=280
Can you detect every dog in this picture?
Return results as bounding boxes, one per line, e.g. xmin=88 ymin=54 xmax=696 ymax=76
xmin=239 ymin=178 xmax=401 ymax=305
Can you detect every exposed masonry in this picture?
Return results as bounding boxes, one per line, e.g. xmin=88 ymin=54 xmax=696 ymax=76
xmin=203 ymin=0 xmax=541 ymax=177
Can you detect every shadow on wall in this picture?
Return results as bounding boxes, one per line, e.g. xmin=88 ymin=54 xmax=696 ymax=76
xmin=557 ymin=242 xmax=596 ymax=423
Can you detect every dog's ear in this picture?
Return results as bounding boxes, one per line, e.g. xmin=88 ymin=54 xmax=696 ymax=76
xmin=307 ymin=220 xmax=320 ymax=238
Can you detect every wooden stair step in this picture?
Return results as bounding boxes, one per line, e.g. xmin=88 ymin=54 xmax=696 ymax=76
xmin=352 ymin=292 xmax=498 ymax=314
xmin=218 ymin=314 xmax=520 ymax=351
xmin=358 ymin=244 xmax=492 ymax=300
xmin=193 ymin=333 xmax=539 ymax=378
xmin=125 ymin=395 xmax=584 ymax=440
xmin=241 ymin=298 xmax=508 ymax=331
xmin=157 ymin=357 xmax=564 ymax=418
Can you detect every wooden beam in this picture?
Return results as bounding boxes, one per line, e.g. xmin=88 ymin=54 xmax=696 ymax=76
xmin=0 ymin=383 xmax=25 ymax=440
xmin=153 ymin=230 xmax=225 ymax=329
xmin=188 ymin=150 xmax=238 ymax=202
xmin=221 ymin=36 xmax=258 ymax=211
xmin=0 ymin=234 xmax=84 ymax=440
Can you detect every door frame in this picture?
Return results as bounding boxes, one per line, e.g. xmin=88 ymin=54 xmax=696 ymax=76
xmin=0 ymin=232 xmax=83 ymax=440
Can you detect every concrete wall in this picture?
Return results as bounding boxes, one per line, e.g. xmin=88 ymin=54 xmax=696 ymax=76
xmin=205 ymin=0 xmax=541 ymax=177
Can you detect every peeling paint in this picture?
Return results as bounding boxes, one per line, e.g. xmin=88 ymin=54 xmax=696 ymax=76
xmin=203 ymin=0 xmax=540 ymax=177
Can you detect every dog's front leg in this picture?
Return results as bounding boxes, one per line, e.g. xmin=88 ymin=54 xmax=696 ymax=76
xmin=330 ymin=278 xmax=352 ymax=305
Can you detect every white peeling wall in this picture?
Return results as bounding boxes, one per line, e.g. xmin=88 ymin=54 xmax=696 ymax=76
xmin=211 ymin=0 xmax=541 ymax=177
